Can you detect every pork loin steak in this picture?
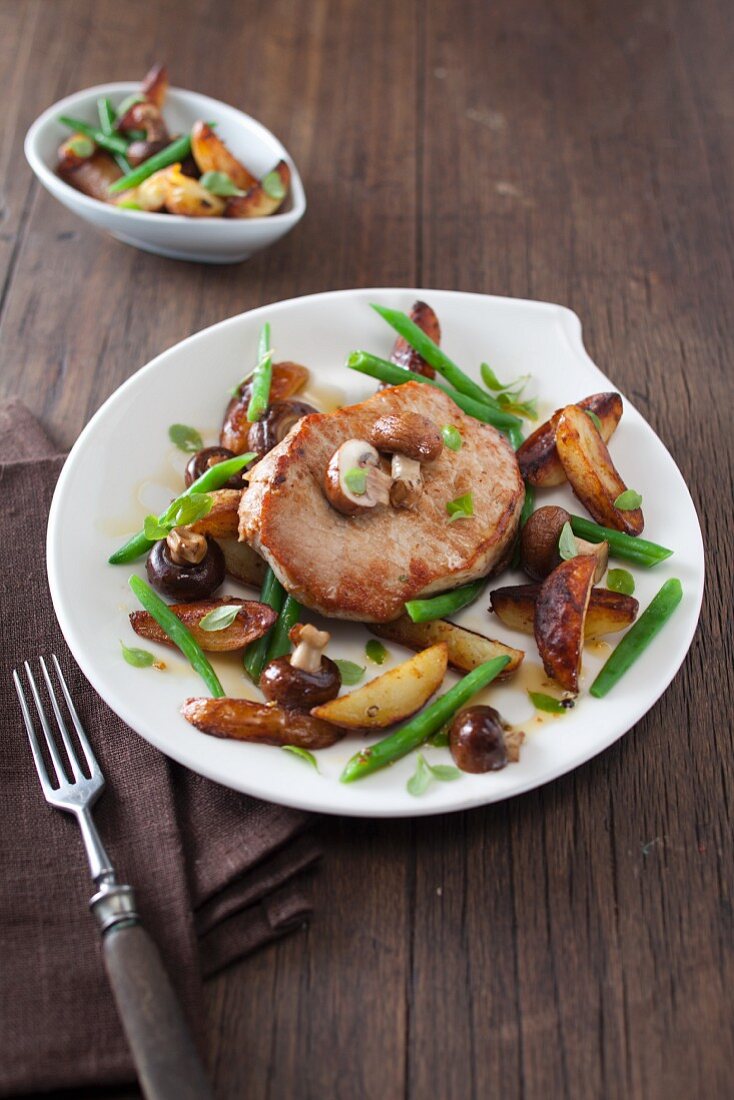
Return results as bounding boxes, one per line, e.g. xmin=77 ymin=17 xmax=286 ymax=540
xmin=239 ymin=382 xmax=524 ymax=622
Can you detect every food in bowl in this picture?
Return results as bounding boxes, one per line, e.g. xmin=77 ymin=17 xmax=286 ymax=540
xmin=56 ymin=63 xmax=289 ymax=218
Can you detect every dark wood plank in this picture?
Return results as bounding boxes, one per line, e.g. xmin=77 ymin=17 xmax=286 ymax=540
xmin=3 ymin=0 xmax=732 ymax=1098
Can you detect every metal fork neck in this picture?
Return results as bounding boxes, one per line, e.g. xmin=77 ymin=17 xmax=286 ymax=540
xmin=76 ymin=805 xmax=114 ymax=882
xmin=90 ymin=881 xmax=139 ymax=933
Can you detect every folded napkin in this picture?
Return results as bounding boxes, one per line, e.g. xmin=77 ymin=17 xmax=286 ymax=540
xmin=0 ymin=401 xmax=320 ymax=1096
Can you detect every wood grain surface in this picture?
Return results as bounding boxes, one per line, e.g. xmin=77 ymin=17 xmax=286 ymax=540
xmin=3 ymin=0 xmax=731 ymax=1097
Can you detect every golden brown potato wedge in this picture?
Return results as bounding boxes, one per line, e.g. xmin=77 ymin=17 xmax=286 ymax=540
xmin=120 ymin=167 xmax=170 ymax=212
xmin=190 ymin=121 xmax=258 ymax=192
xmin=555 ymin=405 xmax=644 ymax=535
xmin=189 ymin=490 xmax=241 ymax=538
xmin=130 ymin=597 xmax=276 ymax=652
xmin=369 ymin=616 xmax=523 ymax=679
xmin=517 ymin=393 xmax=623 ymax=488
xmin=181 ymin=697 xmax=345 ymax=748
xmin=225 ymin=160 xmax=290 ymax=218
xmin=141 ymin=62 xmax=168 ymax=108
xmin=534 ymin=556 xmax=597 ymax=693
xmin=163 ymin=165 xmax=225 ymax=217
xmin=220 ymin=362 xmax=310 ymax=454
xmin=311 ymin=643 xmax=448 ymax=729
xmin=216 ymin=537 xmax=267 ymax=588
xmin=490 ymin=583 xmax=639 ymax=637
xmin=58 ymin=150 xmax=121 ymax=202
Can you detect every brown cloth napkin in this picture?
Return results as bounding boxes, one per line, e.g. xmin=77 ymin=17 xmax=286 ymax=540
xmin=0 ymin=400 xmax=320 ymax=1096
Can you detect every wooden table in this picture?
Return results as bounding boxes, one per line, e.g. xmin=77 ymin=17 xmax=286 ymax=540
xmin=3 ymin=1 xmax=731 ymax=1096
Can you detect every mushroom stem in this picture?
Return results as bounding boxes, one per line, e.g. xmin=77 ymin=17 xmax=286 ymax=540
xmin=166 ymin=526 xmax=208 ymax=565
xmin=290 ymin=623 xmax=331 ymax=673
xmin=390 ymin=453 xmax=423 ymax=509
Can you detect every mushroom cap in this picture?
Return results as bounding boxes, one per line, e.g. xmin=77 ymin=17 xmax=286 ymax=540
xmin=368 ymin=412 xmax=443 ymax=462
xmin=520 ymin=505 xmax=572 ymax=580
xmin=323 ymin=439 xmax=389 ymax=515
xmin=260 ymin=655 xmax=341 ymax=711
xmin=449 ymin=705 xmax=508 ymax=773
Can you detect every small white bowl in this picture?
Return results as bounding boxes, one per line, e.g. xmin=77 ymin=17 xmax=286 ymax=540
xmin=25 ymin=82 xmax=306 ymax=264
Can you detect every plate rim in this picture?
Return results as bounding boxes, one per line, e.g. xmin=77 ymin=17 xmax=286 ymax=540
xmin=46 ymin=287 xmax=705 ymax=817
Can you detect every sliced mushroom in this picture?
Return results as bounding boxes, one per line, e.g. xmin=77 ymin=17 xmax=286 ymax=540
xmin=520 ymin=505 xmax=608 ymax=583
xmin=368 ymin=412 xmax=443 ymax=462
xmin=324 ymin=439 xmax=392 ymax=515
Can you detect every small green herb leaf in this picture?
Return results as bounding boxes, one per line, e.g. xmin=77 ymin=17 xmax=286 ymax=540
xmin=68 ymin=135 xmax=94 ymax=158
xmin=365 ymin=639 xmax=388 ymax=665
xmin=168 ymin=492 xmax=213 ymax=528
xmin=169 ymin=423 xmax=203 ymax=453
xmin=585 ymin=409 xmax=603 ymax=432
xmin=528 ymin=691 xmax=572 ymax=714
xmin=606 ymin=568 xmax=636 ymax=595
xmin=480 ymin=363 xmax=508 ymax=391
xmin=497 ymin=392 xmax=538 ymax=420
xmin=344 ymin=467 xmax=367 ymax=495
xmin=558 ymin=521 xmax=578 ymax=561
xmin=446 ymin=492 xmax=474 ymax=523
xmin=441 ymin=424 xmax=463 ymax=452
xmin=143 ymin=515 xmax=171 ymax=541
xmin=262 ymin=170 xmax=286 ymax=200
xmin=117 ymin=200 xmax=142 ymax=210
xmin=199 ymin=605 xmax=240 ymax=632
xmin=614 ymin=489 xmax=643 ymax=511
xmin=200 ymin=170 xmax=246 ymax=197
xmin=120 ymin=640 xmax=155 ymax=668
xmin=407 ymin=753 xmax=433 ymax=796
xmin=334 ymin=659 xmax=366 ymax=685
xmin=428 ymin=763 xmax=462 ymax=782
xmin=281 ymin=746 xmax=319 ymax=771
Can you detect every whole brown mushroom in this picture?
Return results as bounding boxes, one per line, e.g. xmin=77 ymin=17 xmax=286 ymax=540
xmin=520 ymin=505 xmax=608 ymax=582
xmin=146 ymin=533 xmax=225 ymax=601
xmin=449 ymin=706 xmax=508 ymax=773
xmin=260 ymin=623 xmax=341 ymax=711
xmin=248 ymin=399 xmax=318 ymax=459
xmin=184 ymin=446 xmax=244 ymax=489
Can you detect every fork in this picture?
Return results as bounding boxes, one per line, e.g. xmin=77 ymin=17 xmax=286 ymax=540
xmin=13 ymin=655 xmax=212 ymax=1100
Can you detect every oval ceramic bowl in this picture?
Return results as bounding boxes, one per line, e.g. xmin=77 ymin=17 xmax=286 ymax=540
xmin=46 ymin=288 xmax=705 ymax=818
xmin=24 ymin=82 xmax=306 ymax=264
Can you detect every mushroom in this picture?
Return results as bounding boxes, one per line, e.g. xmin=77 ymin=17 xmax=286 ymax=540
xmin=323 ymin=439 xmax=392 ymax=515
xmin=248 ymin=399 xmax=318 ymax=459
xmin=449 ymin=706 xmax=508 ymax=773
xmin=260 ymin=623 xmax=342 ymax=710
xmin=520 ymin=505 xmax=608 ymax=582
xmin=146 ymin=534 xmax=225 ymax=601
xmin=117 ymin=101 xmax=170 ymax=166
xmin=368 ymin=413 xmax=443 ymax=510
xmin=184 ymin=446 xmax=245 ymax=489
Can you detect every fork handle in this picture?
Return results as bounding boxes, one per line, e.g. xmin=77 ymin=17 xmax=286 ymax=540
xmin=103 ymin=921 xmax=213 ymax=1100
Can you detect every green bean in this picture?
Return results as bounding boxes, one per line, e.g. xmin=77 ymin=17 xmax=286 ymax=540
xmin=109 ymin=452 xmax=255 ymax=565
xmin=347 ymin=352 xmax=522 ymax=433
xmin=405 ymin=579 xmax=486 ymax=623
xmin=264 ymin=594 xmax=301 ymax=663
xmin=97 ymin=96 xmax=131 ymax=174
xmin=246 ymin=322 xmax=273 ymax=422
xmin=108 ymin=133 xmax=193 ymax=194
xmin=58 ymin=115 xmax=129 ymax=157
xmin=569 ymin=515 xmax=673 ymax=568
xmin=512 ymin=482 xmax=535 ymax=567
xmin=128 ymin=575 xmax=225 ymax=697
xmin=590 ymin=578 xmax=683 ymax=698
xmin=341 ymin=656 xmax=510 ymax=782
xmin=371 ymin=304 xmax=502 ymax=411
xmin=507 ymin=423 xmax=525 ymax=451
xmin=243 ymin=568 xmax=286 ymax=682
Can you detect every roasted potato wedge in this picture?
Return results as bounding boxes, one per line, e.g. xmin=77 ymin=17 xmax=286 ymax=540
xmin=190 ymin=121 xmax=257 ymax=192
xmin=311 ymin=643 xmax=448 ymax=729
xmin=517 ymin=393 xmax=623 ymax=488
xmin=189 ymin=489 xmax=241 ymax=538
xmin=58 ymin=150 xmax=121 ymax=202
xmin=120 ymin=167 xmax=170 ymax=212
xmin=534 ymin=556 xmax=597 ymax=693
xmin=225 ymin=160 xmax=290 ymax=218
xmin=141 ymin=62 xmax=168 ymax=108
xmin=555 ymin=405 xmax=644 ymax=535
xmin=181 ymin=697 xmax=345 ymax=748
xmin=130 ymin=597 xmax=277 ymax=652
xmin=163 ymin=164 xmax=225 ymax=217
xmin=369 ymin=616 xmax=523 ymax=678
xmin=490 ymin=583 xmax=639 ymax=637
xmin=216 ymin=537 xmax=267 ymax=588
xmin=221 ymin=362 xmax=310 ymax=454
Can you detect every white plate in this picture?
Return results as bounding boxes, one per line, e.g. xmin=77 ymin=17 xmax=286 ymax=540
xmin=25 ymin=83 xmax=306 ymax=264
xmin=47 ymin=289 xmax=704 ymax=817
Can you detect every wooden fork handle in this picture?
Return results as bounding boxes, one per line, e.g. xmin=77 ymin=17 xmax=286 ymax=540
xmin=103 ymin=921 xmax=213 ymax=1100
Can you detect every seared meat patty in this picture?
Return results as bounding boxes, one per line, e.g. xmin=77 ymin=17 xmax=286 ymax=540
xmin=239 ymin=383 xmax=524 ymax=622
